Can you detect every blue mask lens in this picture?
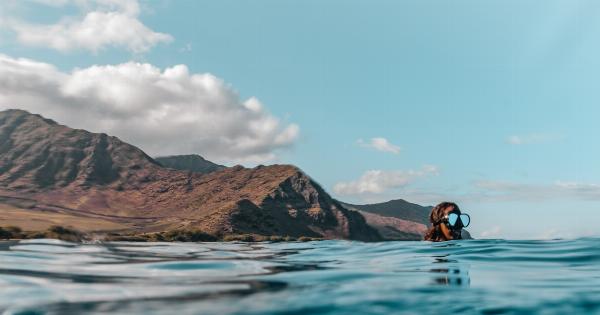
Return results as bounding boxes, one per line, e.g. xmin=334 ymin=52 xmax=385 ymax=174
xmin=447 ymin=213 xmax=459 ymax=226
xmin=460 ymin=214 xmax=470 ymax=227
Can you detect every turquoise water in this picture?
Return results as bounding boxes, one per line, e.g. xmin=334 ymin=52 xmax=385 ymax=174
xmin=1 ymin=238 xmax=600 ymax=314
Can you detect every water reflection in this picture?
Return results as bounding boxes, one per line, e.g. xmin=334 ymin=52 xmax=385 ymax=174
xmin=430 ymin=255 xmax=470 ymax=287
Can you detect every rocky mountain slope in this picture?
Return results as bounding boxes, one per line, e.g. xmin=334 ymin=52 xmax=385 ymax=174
xmin=341 ymin=200 xmax=430 ymax=240
xmin=341 ymin=199 xmax=432 ymax=225
xmin=0 ymin=110 xmax=164 ymax=190
xmin=0 ymin=109 xmax=380 ymax=241
xmin=357 ymin=210 xmax=427 ymax=240
xmin=155 ymin=154 xmax=225 ymax=174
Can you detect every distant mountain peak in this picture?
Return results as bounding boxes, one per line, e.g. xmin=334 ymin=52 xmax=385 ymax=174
xmin=1 ymin=108 xmax=58 ymax=125
xmin=340 ymin=199 xmax=432 ymax=226
xmin=155 ymin=154 xmax=225 ymax=174
xmin=0 ymin=109 xmax=162 ymax=190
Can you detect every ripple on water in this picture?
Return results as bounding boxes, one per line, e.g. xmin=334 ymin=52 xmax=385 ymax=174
xmin=1 ymin=238 xmax=600 ymax=315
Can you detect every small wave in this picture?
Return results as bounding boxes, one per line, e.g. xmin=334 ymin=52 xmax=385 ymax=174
xmin=1 ymin=238 xmax=600 ymax=314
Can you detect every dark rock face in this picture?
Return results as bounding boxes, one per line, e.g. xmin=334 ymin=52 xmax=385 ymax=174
xmin=155 ymin=154 xmax=225 ymax=174
xmin=0 ymin=109 xmax=381 ymax=241
xmin=256 ymin=171 xmax=381 ymax=241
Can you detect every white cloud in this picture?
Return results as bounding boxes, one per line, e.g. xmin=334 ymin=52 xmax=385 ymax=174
xmin=333 ymin=165 xmax=438 ymax=196
xmin=179 ymin=43 xmax=193 ymax=53
xmin=480 ymin=226 xmax=502 ymax=238
xmin=3 ymin=0 xmax=172 ymax=53
xmin=535 ymin=228 xmax=598 ymax=240
xmin=357 ymin=137 xmax=401 ymax=154
xmin=536 ymin=228 xmax=562 ymax=240
xmin=506 ymin=133 xmax=563 ymax=145
xmin=0 ymin=54 xmax=299 ymax=164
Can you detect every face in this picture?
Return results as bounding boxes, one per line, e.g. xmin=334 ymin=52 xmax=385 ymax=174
xmin=439 ymin=206 xmax=462 ymax=240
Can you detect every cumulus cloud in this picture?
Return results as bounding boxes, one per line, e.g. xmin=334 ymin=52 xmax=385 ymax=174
xmin=3 ymin=0 xmax=172 ymax=53
xmin=506 ymin=133 xmax=564 ymax=145
xmin=357 ymin=137 xmax=401 ymax=154
xmin=333 ymin=165 xmax=438 ymax=196
xmin=0 ymin=54 xmax=299 ymax=164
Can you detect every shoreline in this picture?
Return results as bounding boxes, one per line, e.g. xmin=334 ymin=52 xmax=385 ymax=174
xmin=1 ymin=225 xmax=431 ymax=243
xmin=0 ymin=225 xmax=328 ymax=243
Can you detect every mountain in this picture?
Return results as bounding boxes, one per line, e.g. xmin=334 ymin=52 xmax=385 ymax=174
xmin=155 ymin=154 xmax=225 ymax=174
xmin=343 ymin=199 xmax=473 ymax=240
xmin=0 ymin=109 xmax=164 ymax=190
xmin=341 ymin=199 xmax=432 ymax=225
xmin=0 ymin=109 xmax=381 ymax=241
xmin=357 ymin=210 xmax=427 ymax=241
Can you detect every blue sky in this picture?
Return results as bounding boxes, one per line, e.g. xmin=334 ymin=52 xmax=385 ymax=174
xmin=1 ymin=0 xmax=599 ymax=239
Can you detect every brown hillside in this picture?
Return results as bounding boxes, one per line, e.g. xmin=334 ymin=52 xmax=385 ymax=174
xmin=0 ymin=109 xmax=381 ymax=241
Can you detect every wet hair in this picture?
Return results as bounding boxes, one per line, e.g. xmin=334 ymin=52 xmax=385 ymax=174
xmin=423 ymin=202 xmax=460 ymax=242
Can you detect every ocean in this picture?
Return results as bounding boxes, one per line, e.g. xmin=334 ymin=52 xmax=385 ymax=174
xmin=1 ymin=238 xmax=599 ymax=314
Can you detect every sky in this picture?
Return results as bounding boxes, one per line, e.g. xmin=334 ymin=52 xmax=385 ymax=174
xmin=1 ymin=0 xmax=599 ymax=239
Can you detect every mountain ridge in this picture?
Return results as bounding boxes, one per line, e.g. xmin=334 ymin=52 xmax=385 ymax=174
xmin=0 ymin=109 xmax=381 ymax=241
xmin=155 ymin=154 xmax=225 ymax=174
xmin=340 ymin=199 xmax=432 ymax=226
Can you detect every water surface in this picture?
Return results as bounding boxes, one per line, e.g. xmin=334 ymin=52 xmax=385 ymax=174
xmin=1 ymin=238 xmax=600 ymax=314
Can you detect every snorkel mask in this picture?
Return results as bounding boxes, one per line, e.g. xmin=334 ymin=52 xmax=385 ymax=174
xmin=443 ymin=211 xmax=470 ymax=239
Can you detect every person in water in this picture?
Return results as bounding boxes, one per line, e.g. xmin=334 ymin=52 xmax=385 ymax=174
xmin=424 ymin=202 xmax=470 ymax=242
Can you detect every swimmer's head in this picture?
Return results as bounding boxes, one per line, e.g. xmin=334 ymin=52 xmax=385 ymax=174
xmin=424 ymin=202 xmax=470 ymax=242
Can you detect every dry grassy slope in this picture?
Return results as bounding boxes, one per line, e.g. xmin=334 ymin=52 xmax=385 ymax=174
xmin=0 ymin=202 xmax=128 ymax=232
xmin=358 ymin=210 xmax=427 ymax=241
xmin=0 ymin=109 xmax=381 ymax=241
